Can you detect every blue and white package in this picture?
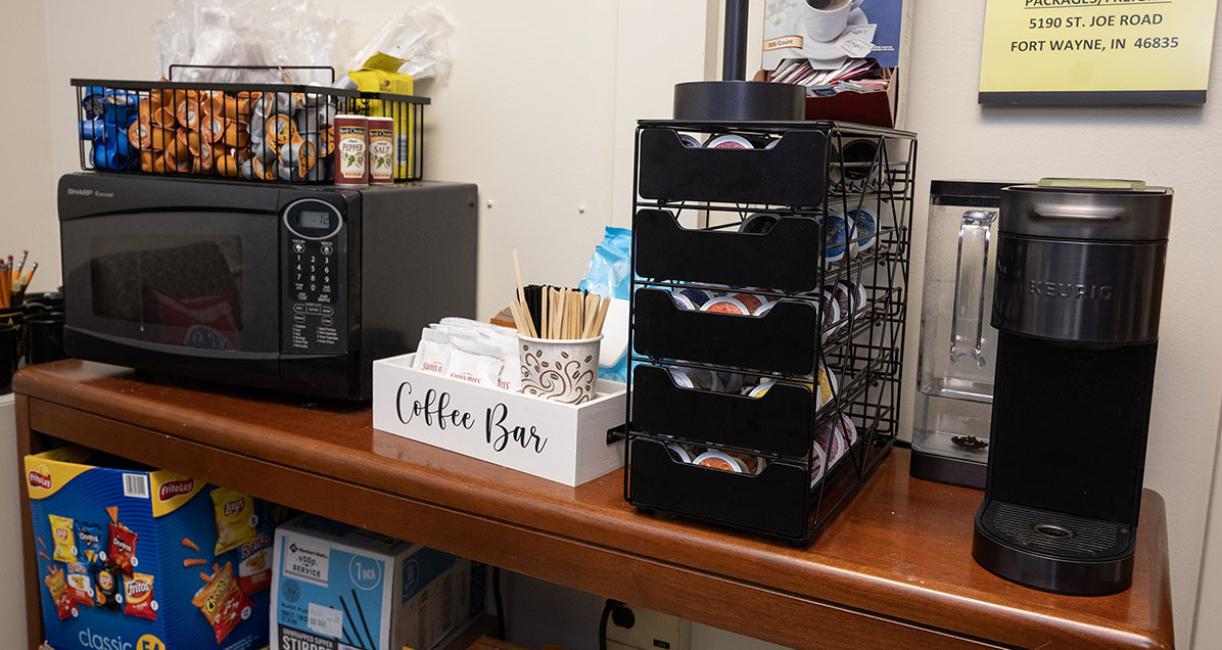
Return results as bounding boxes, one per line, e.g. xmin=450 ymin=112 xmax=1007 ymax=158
xmin=25 ymin=446 xmax=272 ymax=650
xmin=578 ymin=226 xmax=632 ymax=381
xmin=271 ymin=515 xmax=485 ymax=650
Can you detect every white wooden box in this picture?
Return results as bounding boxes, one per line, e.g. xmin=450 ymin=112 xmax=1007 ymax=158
xmin=373 ymin=353 xmax=626 ymax=487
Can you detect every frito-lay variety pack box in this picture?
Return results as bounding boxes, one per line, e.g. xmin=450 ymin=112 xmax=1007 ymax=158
xmin=272 ymin=515 xmax=486 ymax=650
xmin=26 ymin=447 xmax=276 ymax=650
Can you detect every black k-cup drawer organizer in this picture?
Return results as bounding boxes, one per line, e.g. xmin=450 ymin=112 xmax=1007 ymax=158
xmin=624 ymin=120 xmax=917 ymax=545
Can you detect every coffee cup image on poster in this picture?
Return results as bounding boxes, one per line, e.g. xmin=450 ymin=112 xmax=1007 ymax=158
xmin=762 ymin=0 xmax=904 ymax=99
xmin=763 ymin=0 xmax=903 ymax=68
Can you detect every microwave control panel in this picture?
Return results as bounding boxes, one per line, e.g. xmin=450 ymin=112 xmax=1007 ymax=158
xmin=281 ymin=198 xmax=347 ymax=354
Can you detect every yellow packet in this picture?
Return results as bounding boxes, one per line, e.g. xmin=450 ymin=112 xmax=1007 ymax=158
xmin=211 ymin=487 xmax=257 ymax=555
xmin=348 ymin=52 xmax=416 ymax=179
xmin=49 ymin=514 xmax=77 ymax=563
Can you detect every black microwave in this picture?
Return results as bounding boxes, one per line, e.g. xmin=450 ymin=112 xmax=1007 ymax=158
xmin=58 ymin=173 xmax=478 ymax=400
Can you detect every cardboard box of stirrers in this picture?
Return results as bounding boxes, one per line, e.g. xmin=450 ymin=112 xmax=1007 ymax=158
xmin=372 ymin=352 xmax=626 ymax=487
xmin=271 ymin=515 xmax=486 ymax=650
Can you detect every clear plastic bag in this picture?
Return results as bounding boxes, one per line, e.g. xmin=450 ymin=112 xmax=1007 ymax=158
xmin=153 ymin=0 xmax=343 ymax=85
xmin=337 ymin=2 xmax=455 ymax=86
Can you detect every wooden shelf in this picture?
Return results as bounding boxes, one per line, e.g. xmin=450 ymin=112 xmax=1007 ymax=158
xmin=16 ymin=361 xmax=1174 ymax=650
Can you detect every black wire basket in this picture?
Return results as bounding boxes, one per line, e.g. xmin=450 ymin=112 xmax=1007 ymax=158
xmin=624 ymin=119 xmax=917 ymax=545
xmin=72 ymin=65 xmax=429 ymax=184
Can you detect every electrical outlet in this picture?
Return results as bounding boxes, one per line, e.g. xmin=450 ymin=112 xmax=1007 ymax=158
xmin=605 ymin=604 xmax=691 ymax=650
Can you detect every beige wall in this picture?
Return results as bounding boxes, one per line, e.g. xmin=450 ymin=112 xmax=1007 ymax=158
xmin=4 ymin=0 xmax=54 ymax=292
xmin=10 ymin=0 xmax=1222 ymax=646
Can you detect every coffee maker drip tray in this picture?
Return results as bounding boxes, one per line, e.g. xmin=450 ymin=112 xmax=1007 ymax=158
xmin=973 ymin=500 xmax=1137 ymax=595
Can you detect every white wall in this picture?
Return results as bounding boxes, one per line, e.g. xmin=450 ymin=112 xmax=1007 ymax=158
xmin=12 ymin=0 xmax=1222 ymax=647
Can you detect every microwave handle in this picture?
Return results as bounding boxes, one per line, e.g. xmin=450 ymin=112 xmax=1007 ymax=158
xmin=949 ymin=210 xmax=996 ymax=368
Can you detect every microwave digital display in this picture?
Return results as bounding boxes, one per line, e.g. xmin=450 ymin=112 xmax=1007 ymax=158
xmin=299 ymin=210 xmax=332 ymax=230
xmin=90 ymin=235 xmax=245 ymax=349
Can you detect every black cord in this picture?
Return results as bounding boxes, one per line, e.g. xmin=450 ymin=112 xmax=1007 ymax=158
xmin=598 ymin=599 xmax=615 ymax=650
xmin=492 ymin=567 xmax=506 ymax=640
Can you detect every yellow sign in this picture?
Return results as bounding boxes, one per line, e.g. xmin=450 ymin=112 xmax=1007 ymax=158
xmin=979 ymin=0 xmax=1218 ymax=103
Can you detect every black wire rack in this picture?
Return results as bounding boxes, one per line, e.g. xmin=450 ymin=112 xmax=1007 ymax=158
xmin=623 ymin=119 xmax=917 ymax=545
xmin=72 ymin=65 xmax=429 ymax=184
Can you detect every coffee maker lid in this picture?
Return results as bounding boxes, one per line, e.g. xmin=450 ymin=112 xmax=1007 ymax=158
xmin=1000 ymin=179 xmax=1172 ymax=241
xmin=930 ymin=180 xmax=1030 ymax=208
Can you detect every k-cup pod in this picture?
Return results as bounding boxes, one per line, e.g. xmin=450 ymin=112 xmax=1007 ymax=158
xmin=824 ymin=214 xmax=851 ymax=262
xmin=849 ymin=208 xmax=878 ymax=252
xmin=809 ymin=439 xmax=829 ymax=487
xmin=190 ymin=142 xmax=215 ymax=173
xmin=80 ymin=118 xmax=108 ymax=141
xmin=816 ymin=365 xmax=839 ymax=408
xmin=162 ymin=137 xmax=191 ymax=173
xmin=199 ymin=90 xmax=225 ymax=115
xmin=740 ymin=212 xmax=780 ymax=235
xmin=239 ymin=157 xmax=256 ymax=180
xmin=151 ymin=105 xmax=177 ymax=129
xmin=692 ymin=451 xmax=746 ymax=473
xmin=519 ymin=335 xmax=602 ymax=404
xmin=666 ymin=443 xmax=695 ymax=464
xmin=294 ymin=108 xmax=323 ymax=136
xmin=199 ymin=114 xmax=226 ymax=143
xmin=700 ymin=297 xmax=751 ymax=316
xmin=264 ymin=114 xmax=296 ymax=150
xmin=729 ymin=292 xmax=764 ymax=313
xmin=668 ymin=367 xmax=722 ymax=392
xmin=754 ymin=300 xmax=776 ymax=317
xmin=92 ymin=128 xmax=135 ymax=170
xmin=177 ymin=128 xmax=202 ymax=157
xmin=258 ymin=92 xmax=293 ymax=116
xmin=829 ymin=282 xmax=852 ymax=327
xmin=215 ymin=153 xmax=240 ymax=177
xmin=694 ymin=450 xmax=766 ymax=475
xmin=840 ymin=414 xmax=859 ymax=445
xmin=670 ymin=292 xmax=697 ymax=312
xmin=127 ymin=122 xmax=170 ymax=151
xmin=676 ymin=287 xmax=713 ymax=307
xmin=815 ymin=418 xmax=848 ymax=466
xmin=81 ymin=86 xmax=108 ymax=117
xmin=677 ymin=132 xmax=703 ymax=148
xmin=251 ymin=137 xmax=280 ymax=163
xmin=222 ymin=122 xmax=250 ymax=148
xmin=820 ymin=289 xmax=840 ymax=334
xmin=717 ymin=372 xmax=744 ymax=394
xmin=176 ymin=98 xmax=202 ymax=131
xmin=834 ymin=279 xmax=868 ymax=317
xmin=319 ymin=125 xmax=335 ymax=156
xmin=250 ymin=155 xmax=278 ymax=181
xmin=705 ymin=134 xmax=753 ymax=149
xmin=277 ymin=138 xmax=319 ymax=180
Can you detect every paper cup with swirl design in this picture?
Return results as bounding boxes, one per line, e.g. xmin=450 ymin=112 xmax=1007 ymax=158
xmin=520 ymin=336 xmax=602 ymax=404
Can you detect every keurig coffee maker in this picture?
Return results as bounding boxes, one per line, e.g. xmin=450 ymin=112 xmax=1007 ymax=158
xmin=973 ymin=179 xmax=1172 ymax=595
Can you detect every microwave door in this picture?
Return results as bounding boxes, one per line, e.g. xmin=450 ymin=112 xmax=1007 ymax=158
xmin=62 ymin=211 xmax=281 ymax=367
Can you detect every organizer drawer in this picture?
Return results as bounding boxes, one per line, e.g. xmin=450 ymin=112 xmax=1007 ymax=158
xmin=632 ymin=288 xmax=819 ymax=375
xmin=627 ymin=437 xmax=812 ymax=541
xmin=636 ymin=128 xmax=828 ymax=206
xmin=634 ymin=209 xmax=826 ymax=292
xmin=631 ymin=364 xmax=815 ymax=458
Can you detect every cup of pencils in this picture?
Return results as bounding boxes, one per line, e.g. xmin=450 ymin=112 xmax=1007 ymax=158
xmin=510 ymin=251 xmax=610 ymax=405
xmin=1 ymin=250 xmax=39 ymax=310
xmin=0 ymin=251 xmax=35 ymax=393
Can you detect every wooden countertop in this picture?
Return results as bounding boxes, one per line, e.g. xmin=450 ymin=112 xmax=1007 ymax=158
xmin=14 ymin=361 xmax=1174 ymax=649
